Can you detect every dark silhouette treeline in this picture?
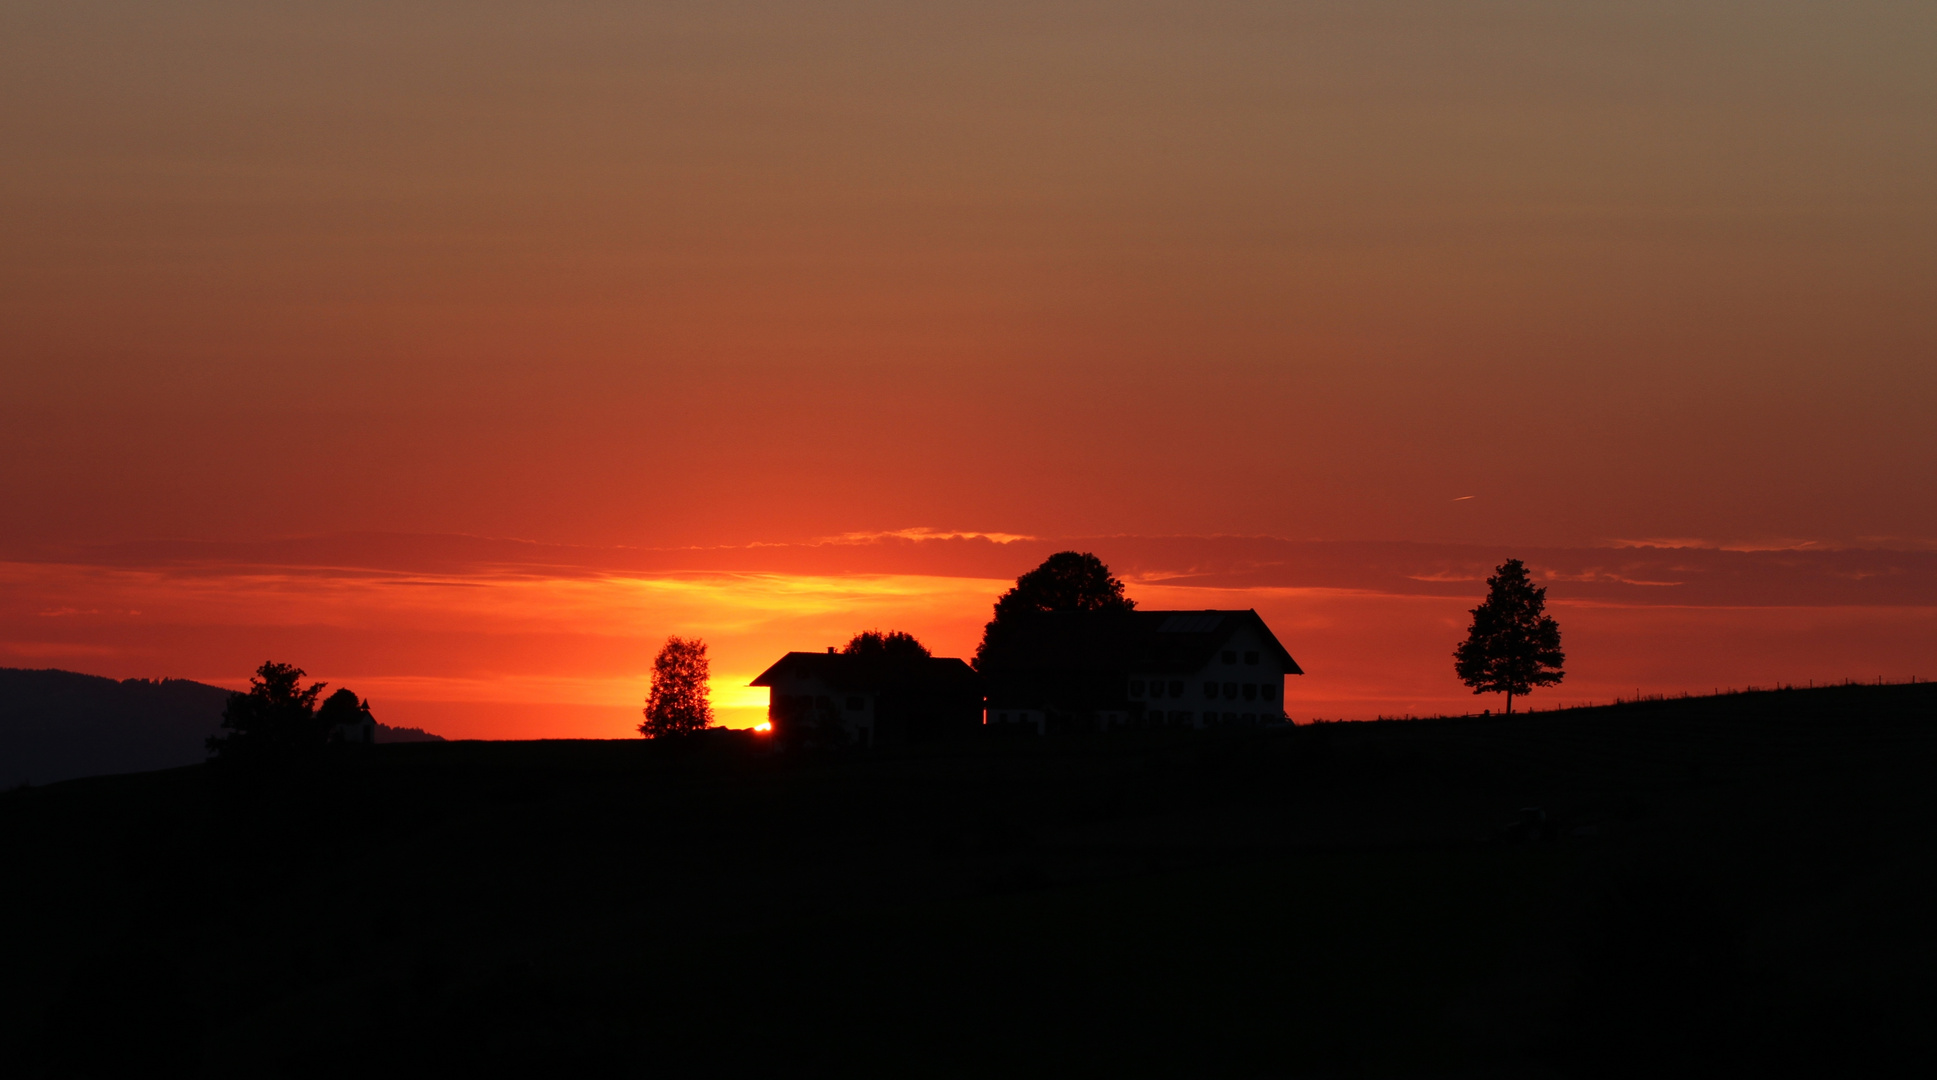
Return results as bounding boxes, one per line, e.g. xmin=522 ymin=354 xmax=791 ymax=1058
xmin=4 ymin=680 xmax=1934 ymax=1075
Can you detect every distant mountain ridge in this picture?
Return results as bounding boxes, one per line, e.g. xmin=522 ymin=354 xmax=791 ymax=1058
xmin=0 ymin=667 xmax=443 ymax=787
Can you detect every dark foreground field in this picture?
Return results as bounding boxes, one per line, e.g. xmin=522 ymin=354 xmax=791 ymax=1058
xmin=5 ymin=683 xmax=1935 ymax=1077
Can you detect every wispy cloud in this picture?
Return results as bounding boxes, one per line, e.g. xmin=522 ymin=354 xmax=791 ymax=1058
xmin=1542 ymin=570 xmax=1685 ymax=587
xmin=1606 ymin=536 xmax=1825 ymax=552
xmin=814 ymin=527 xmax=1036 ymax=545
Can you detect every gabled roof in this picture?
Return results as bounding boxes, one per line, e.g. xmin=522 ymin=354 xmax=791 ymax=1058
xmin=750 ymin=652 xmax=983 ymax=693
xmin=979 ymin=609 xmax=1302 ymax=676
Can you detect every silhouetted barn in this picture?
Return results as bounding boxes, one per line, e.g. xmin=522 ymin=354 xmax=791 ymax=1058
xmin=981 ymin=609 xmax=1302 ymax=734
xmin=751 ymin=650 xmax=984 ymax=748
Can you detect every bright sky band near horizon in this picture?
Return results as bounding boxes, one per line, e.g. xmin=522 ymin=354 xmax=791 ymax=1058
xmin=3 ymin=3 xmax=1933 ymax=736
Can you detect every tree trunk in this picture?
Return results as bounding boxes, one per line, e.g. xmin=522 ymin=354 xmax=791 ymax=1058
xmin=1505 ymin=690 xmax=1513 ymax=716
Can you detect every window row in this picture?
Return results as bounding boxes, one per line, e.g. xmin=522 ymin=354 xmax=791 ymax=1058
xmin=1129 ymin=679 xmax=1277 ymax=701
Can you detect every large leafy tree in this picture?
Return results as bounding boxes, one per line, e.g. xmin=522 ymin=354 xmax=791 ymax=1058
xmin=640 ymin=636 xmax=713 ymax=738
xmin=207 ymin=661 xmax=330 ymax=758
xmin=843 ymin=630 xmax=931 ymax=662
xmin=1453 ymin=559 xmax=1566 ymax=715
xmin=974 ymin=551 xmax=1135 ymax=670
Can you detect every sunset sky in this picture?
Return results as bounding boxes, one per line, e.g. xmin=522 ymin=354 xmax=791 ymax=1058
xmin=4 ymin=3 xmax=1933 ymax=736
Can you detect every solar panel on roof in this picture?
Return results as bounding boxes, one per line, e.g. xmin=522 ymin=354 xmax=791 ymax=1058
xmin=1157 ymin=614 xmax=1223 ymax=633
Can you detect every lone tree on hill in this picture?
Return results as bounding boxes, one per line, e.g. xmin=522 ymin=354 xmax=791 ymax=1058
xmin=974 ymin=551 xmax=1135 ymax=670
xmin=843 ymin=630 xmax=931 ymax=662
xmin=208 ymin=661 xmax=330 ymax=758
xmin=1454 ymin=559 xmax=1566 ymax=715
xmin=641 ymin=636 xmax=713 ymax=738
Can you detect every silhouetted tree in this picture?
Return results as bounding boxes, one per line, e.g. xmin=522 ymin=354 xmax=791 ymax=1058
xmin=1454 ymin=559 xmax=1565 ymax=715
xmin=207 ymin=661 xmax=329 ymax=759
xmin=974 ymin=551 xmax=1135 ymax=670
xmin=641 ymin=636 xmax=713 ymax=738
xmin=843 ymin=630 xmax=931 ymax=662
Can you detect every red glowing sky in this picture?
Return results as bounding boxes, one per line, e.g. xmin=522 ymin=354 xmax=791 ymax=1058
xmin=3 ymin=4 xmax=1933 ymax=734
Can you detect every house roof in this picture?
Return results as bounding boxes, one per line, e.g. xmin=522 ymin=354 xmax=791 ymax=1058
xmin=749 ymin=652 xmax=983 ymax=694
xmin=979 ymin=609 xmax=1302 ymax=677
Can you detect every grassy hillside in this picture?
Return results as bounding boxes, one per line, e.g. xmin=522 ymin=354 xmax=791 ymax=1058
xmin=4 ymin=682 xmax=1934 ymax=1076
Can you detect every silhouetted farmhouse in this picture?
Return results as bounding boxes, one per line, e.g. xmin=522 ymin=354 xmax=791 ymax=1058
xmin=752 ymin=648 xmax=983 ymax=747
xmin=982 ymin=609 xmax=1302 ymax=734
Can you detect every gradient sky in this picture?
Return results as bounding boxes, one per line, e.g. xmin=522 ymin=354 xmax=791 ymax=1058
xmin=4 ymin=3 xmax=1933 ymax=734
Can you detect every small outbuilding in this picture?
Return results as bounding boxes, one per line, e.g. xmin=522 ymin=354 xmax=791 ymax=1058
xmin=319 ymin=688 xmax=378 ymax=745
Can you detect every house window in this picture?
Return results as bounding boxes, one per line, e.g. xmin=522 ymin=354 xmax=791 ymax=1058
xmin=1223 ymin=682 xmax=1238 ymax=698
xmin=1203 ymin=682 xmax=1219 ymax=698
xmin=1130 ymin=679 xmax=1145 ymax=698
xmin=1221 ymin=650 xmax=1236 ymax=664
xmin=1242 ymin=683 xmax=1257 ymax=701
xmin=1167 ymin=680 xmax=1184 ymax=697
xmin=846 ymin=696 xmax=864 ymax=710
xmin=1244 ymin=650 xmax=1259 ymax=665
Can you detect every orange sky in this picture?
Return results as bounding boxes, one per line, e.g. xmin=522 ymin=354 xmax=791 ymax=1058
xmin=4 ymin=534 xmax=1931 ymax=737
xmin=3 ymin=4 xmax=1933 ymax=734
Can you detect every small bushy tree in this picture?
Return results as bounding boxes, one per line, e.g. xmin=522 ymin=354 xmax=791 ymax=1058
xmin=207 ymin=661 xmax=330 ymax=759
xmin=974 ymin=552 xmax=1135 ymax=670
xmin=640 ymin=636 xmax=713 ymax=738
xmin=1454 ymin=559 xmax=1566 ymax=715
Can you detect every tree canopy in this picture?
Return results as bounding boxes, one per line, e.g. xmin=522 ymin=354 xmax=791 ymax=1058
xmin=207 ymin=661 xmax=330 ymax=759
xmin=842 ymin=630 xmax=931 ymax=662
xmin=640 ymin=636 xmax=713 ymax=738
xmin=317 ymin=688 xmax=374 ymax=740
xmin=974 ymin=551 xmax=1135 ymax=670
xmin=1453 ymin=559 xmax=1566 ymax=714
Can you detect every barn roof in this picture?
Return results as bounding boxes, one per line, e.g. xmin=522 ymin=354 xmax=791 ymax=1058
xmin=979 ymin=609 xmax=1302 ymax=676
xmin=749 ymin=652 xmax=983 ymax=693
